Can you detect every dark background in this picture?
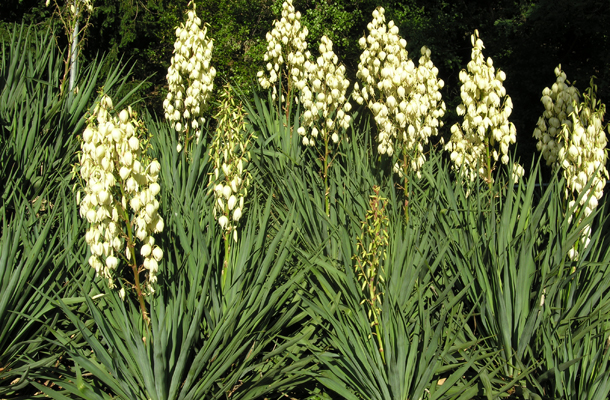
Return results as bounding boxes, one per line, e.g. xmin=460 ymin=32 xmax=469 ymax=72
xmin=2 ymin=0 xmax=609 ymax=171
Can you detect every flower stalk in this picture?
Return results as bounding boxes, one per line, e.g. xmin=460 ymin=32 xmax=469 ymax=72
xmin=354 ymin=8 xmax=445 ymax=218
xmin=208 ymin=85 xmax=254 ymax=289
xmin=354 ymin=186 xmax=389 ymax=363
xmin=257 ymin=0 xmax=310 ymax=112
xmin=534 ymin=69 xmax=608 ymax=260
xmin=297 ymin=35 xmax=352 ymax=216
xmin=46 ymin=0 xmax=93 ymax=95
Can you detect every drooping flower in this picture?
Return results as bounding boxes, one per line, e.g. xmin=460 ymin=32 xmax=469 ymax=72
xmin=533 ymin=68 xmax=608 ymax=260
xmin=533 ymin=65 xmax=580 ymax=167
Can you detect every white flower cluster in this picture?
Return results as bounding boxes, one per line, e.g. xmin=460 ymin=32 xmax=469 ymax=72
xmin=257 ymin=0 xmax=310 ymax=101
xmin=533 ymin=65 xmax=580 ymax=166
xmin=534 ymin=70 xmax=608 ymax=260
xmin=445 ymin=30 xmax=524 ymax=183
xmin=164 ymin=1 xmax=215 ymax=151
xmin=209 ymin=86 xmax=254 ymax=242
xmin=297 ymin=36 xmax=352 ymax=147
xmin=394 ymin=46 xmax=446 ymax=177
xmin=79 ymin=95 xmax=164 ymax=290
xmin=353 ymin=7 xmax=445 ymax=177
xmin=561 ymin=102 xmax=608 ymax=213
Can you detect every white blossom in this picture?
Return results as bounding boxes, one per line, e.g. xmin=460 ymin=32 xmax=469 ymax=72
xmin=535 ymin=69 xmax=609 ymax=260
xmin=208 ymin=85 xmax=254 ymax=242
xmin=298 ymin=36 xmax=351 ymax=148
xmin=445 ymin=30 xmax=523 ymax=183
xmin=164 ymin=2 xmax=215 ymax=149
xmin=355 ymin=8 xmax=445 ymax=177
xmin=258 ymin=0 xmax=310 ymax=101
xmin=79 ymin=95 xmax=164 ymax=291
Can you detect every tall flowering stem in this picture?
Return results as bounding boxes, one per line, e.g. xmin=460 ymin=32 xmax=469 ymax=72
xmin=297 ymin=36 xmax=352 ymax=216
xmin=78 ymin=95 xmax=164 ymax=323
xmin=257 ymin=0 xmax=310 ymax=119
xmin=354 ymin=7 xmax=445 ymax=219
xmin=208 ymin=85 xmax=254 ymax=289
xmin=353 ymin=186 xmax=389 ymax=364
xmin=445 ymin=30 xmax=524 ymax=188
xmin=164 ymin=1 xmax=216 ymax=153
xmin=535 ymin=71 xmax=609 ymax=260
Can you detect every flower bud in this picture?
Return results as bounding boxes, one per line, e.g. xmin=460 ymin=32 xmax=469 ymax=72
xmin=154 ymin=217 xmax=164 ymax=233
xmin=152 ymin=246 xmax=163 ymax=261
xmin=128 ymin=137 xmax=139 ymax=151
xmin=106 ymin=256 xmax=118 ymax=270
xmin=150 ymin=183 xmax=160 ymax=196
xmin=228 ymin=195 xmax=237 ymax=210
xmin=119 ymin=110 xmax=129 ymax=124
xmin=222 ymin=185 xmax=232 ymax=199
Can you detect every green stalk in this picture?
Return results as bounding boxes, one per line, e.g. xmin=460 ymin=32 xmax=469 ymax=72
xmin=370 ymin=269 xmax=385 ymax=364
xmin=485 ymin=136 xmax=493 ymax=192
xmin=324 ymin=135 xmax=330 ymax=217
xmin=222 ymin=229 xmax=230 ymax=291
xmin=119 ymin=186 xmax=149 ymax=325
xmin=403 ymin=148 xmax=409 ymax=223
xmin=184 ymin=125 xmax=192 ymax=156
xmin=564 ymin=197 xmax=579 ymax=308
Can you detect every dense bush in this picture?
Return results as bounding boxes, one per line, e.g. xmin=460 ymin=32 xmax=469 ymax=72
xmin=1 ymin=3 xmax=610 ymax=399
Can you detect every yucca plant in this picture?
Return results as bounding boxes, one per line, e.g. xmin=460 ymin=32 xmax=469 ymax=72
xmin=534 ymin=191 xmax=610 ymax=399
xmin=0 ymin=21 xmax=146 ymax=396
xmin=302 ymin=198 xmax=480 ymax=400
xmin=264 ymin=128 xmax=479 ymax=399
xmin=244 ymin=87 xmax=306 ymax=170
xmin=0 ymin=23 xmax=146 ymax=218
xmin=32 ymin=111 xmax=318 ymax=399
xmin=427 ymin=151 xmax=610 ymax=398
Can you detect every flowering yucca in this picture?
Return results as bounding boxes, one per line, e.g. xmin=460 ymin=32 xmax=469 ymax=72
xmin=533 ymin=65 xmax=580 ymax=167
xmin=297 ymin=35 xmax=352 ymax=147
xmin=534 ymin=69 xmax=607 ymax=209
xmin=534 ymin=70 xmax=608 ymax=260
xmin=79 ymin=95 xmax=164 ymax=297
xmin=257 ymin=0 xmax=310 ymax=101
xmin=560 ymin=90 xmax=608 ymax=209
xmin=354 ymin=7 xmax=445 ymax=178
xmin=208 ymin=85 xmax=254 ymax=243
xmin=445 ymin=30 xmax=524 ymax=184
xmin=164 ymin=1 xmax=215 ymax=152
xmin=296 ymin=35 xmax=352 ymax=216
